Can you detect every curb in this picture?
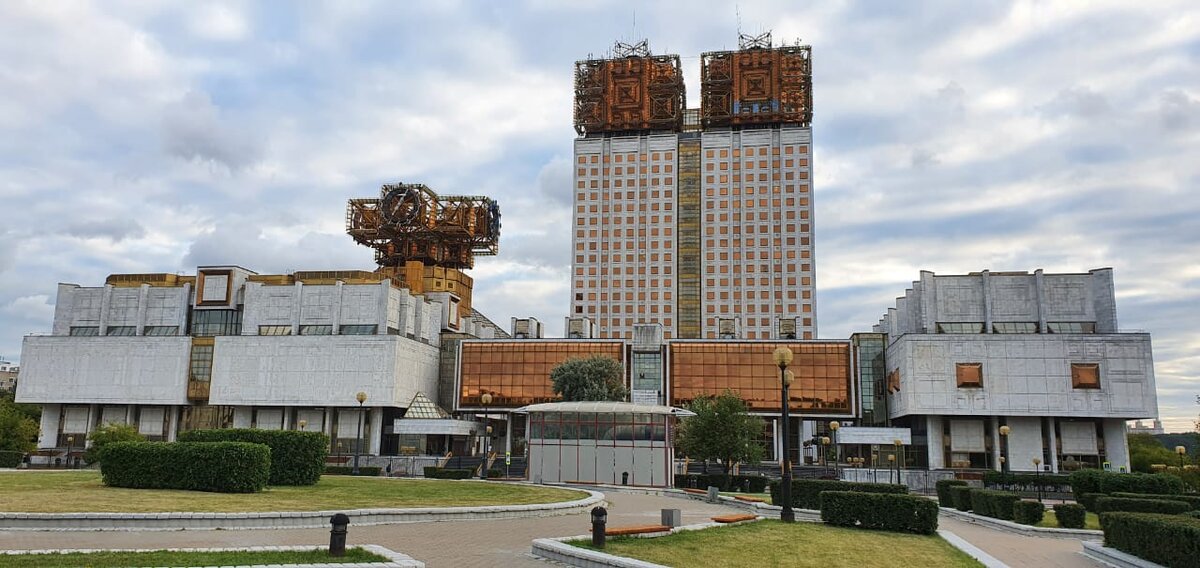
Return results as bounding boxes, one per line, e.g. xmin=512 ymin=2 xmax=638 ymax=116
xmin=938 ymin=507 xmax=1102 ymax=540
xmin=1080 ymin=542 xmax=1166 ymax=568
xmin=0 ymin=486 xmax=603 ymax=532
xmin=555 ymin=483 xmax=824 ymax=522
xmin=0 ymin=544 xmax=424 ymax=567
xmin=531 ymin=519 xmax=761 ymax=567
xmin=937 ymin=530 xmax=1009 ymax=568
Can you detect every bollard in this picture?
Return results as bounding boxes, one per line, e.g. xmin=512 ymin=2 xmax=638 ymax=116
xmin=706 ymin=485 xmax=719 ymax=503
xmin=591 ymin=506 xmax=607 ymax=549
xmin=661 ymin=508 xmax=682 ymax=528
xmin=329 ymin=513 xmax=350 ymax=557
xmin=621 ymin=472 xmax=629 ymax=486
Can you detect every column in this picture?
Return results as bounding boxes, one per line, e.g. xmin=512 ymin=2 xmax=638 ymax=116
xmin=85 ymin=404 xmax=98 ymax=446
xmin=369 ymin=407 xmax=383 ymax=456
xmin=506 ymin=416 xmax=513 ymax=454
xmin=926 ymin=416 xmax=945 ymax=469
xmin=166 ymin=406 xmax=180 ymax=442
xmin=990 ymin=415 xmax=1001 ymax=471
xmin=1103 ymin=419 xmax=1130 ymax=472
xmin=38 ymin=404 xmax=61 ymax=449
xmin=1047 ymin=417 xmax=1059 ymax=473
xmin=332 ymin=280 xmax=343 ymax=334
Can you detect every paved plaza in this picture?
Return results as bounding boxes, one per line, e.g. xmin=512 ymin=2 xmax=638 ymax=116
xmin=0 ymin=488 xmax=1104 ymax=568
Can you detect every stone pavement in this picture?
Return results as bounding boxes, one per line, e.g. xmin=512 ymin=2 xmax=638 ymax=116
xmin=938 ymin=516 xmax=1101 ymax=568
xmin=0 ymin=491 xmax=742 ymax=568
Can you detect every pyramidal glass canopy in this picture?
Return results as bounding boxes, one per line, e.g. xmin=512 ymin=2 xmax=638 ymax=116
xmin=403 ymin=392 xmax=452 ymax=419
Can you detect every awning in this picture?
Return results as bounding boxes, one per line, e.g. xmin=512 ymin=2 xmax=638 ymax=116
xmin=513 ymin=401 xmax=695 ymax=417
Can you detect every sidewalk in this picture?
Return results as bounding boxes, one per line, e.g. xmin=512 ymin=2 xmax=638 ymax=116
xmin=938 ymin=516 xmax=1100 ymax=568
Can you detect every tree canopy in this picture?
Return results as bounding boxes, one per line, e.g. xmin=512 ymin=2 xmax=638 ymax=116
xmin=550 ymin=356 xmax=628 ymax=402
xmin=675 ymin=390 xmax=765 ymax=474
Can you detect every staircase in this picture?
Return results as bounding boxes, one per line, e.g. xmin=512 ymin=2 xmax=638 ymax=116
xmin=442 ymin=455 xmax=485 ymax=474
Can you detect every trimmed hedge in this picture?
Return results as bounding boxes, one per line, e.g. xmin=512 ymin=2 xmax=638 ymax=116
xmin=423 ymin=467 xmax=474 ymax=479
xmin=0 ymin=450 xmax=23 ymax=468
xmin=1094 ymin=496 xmax=1191 ymax=515
xmin=950 ymin=486 xmax=974 ymax=511
xmin=1098 ymin=472 xmax=1185 ymax=496
xmin=674 ymin=474 xmax=769 ymax=493
xmin=769 ymin=479 xmax=907 ymax=510
xmin=1069 ymin=469 xmax=1104 ymax=501
xmin=1054 ymin=503 xmax=1086 ymax=529
xmin=1183 ymin=511 xmax=1200 ymax=520
xmin=969 ymin=489 xmax=1021 ymax=520
xmin=178 ymin=429 xmax=328 ymax=486
xmin=1100 ymin=512 xmax=1200 ymax=568
xmin=1111 ymin=492 xmax=1200 ymax=510
xmin=985 ymin=471 xmax=1071 ymax=492
xmin=936 ymin=479 xmax=969 ymax=507
xmin=324 ymin=466 xmax=382 ymax=476
xmin=820 ymin=491 xmax=938 ymax=535
xmin=1013 ymin=500 xmax=1045 ymax=525
xmin=1079 ymin=493 xmax=1103 ymax=512
xmin=100 ymin=441 xmax=270 ymax=493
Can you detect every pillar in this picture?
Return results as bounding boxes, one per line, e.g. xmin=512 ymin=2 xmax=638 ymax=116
xmin=1047 ymin=417 xmax=1059 ymax=473
xmin=991 ymin=416 xmax=1001 ymax=471
xmin=369 ymin=407 xmax=383 ymax=456
xmin=1103 ymin=419 xmax=1130 ymax=472
xmin=926 ymin=416 xmax=945 ymax=469
xmin=505 ymin=415 xmax=513 ymax=454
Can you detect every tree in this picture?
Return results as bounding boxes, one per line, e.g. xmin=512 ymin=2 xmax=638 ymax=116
xmin=1128 ymin=433 xmax=1177 ymax=473
xmin=550 ymin=356 xmax=628 ymax=402
xmin=0 ymin=405 xmax=38 ymax=466
xmin=84 ymin=423 xmax=144 ymax=465
xmin=675 ymin=390 xmax=766 ymax=475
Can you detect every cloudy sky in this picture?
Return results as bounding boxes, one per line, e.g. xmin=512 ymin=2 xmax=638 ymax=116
xmin=1 ymin=1 xmax=1197 ymax=429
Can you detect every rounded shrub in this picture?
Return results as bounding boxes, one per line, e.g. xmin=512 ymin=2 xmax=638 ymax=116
xmin=936 ymin=479 xmax=969 ymax=507
xmin=84 ymin=423 xmax=144 ymax=465
xmin=1094 ymin=496 xmax=1191 ymax=515
xmin=178 ymin=429 xmax=328 ymax=486
xmin=1012 ymin=500 xmax=1045 ymax=525
xmin=0 ymin=450 xmax=23 ymax=468
xmin=820 ymin=491 xmax=938 ymax=535
xmin=950 ymin=485 xmax=973 ymax=511
xmin=100 ymin=441 xmax=270 ymax=493
xmin=1053 ymin=503 xmax=1087 ymax=529
xmin=970 ymin=489 xmax=1021 ymax=520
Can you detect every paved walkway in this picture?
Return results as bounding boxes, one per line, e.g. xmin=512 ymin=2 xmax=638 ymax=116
xmin=0 ymin=491 xmax=742 ymax=568
xmin=938 ymin=516 xmax=1100 ymax=568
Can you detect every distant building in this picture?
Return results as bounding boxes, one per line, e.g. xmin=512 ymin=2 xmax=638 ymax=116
xmin=0 ymin=357 xmax=17 ymax=392
xmin=1128 ymin=419 xmax=1165 ymax=435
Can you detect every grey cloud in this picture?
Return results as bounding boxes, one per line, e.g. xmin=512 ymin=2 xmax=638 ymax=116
xmin=162 ymin=91 xmax=265 ymax=171
xmin=1039 ymin=86 xmax=1111 ymax=118
xmin=63 ymin=219 xmax=147 ymax=242
xmin=1158 ymin=90 xmax=1197 ymax=132
xmin=0 ymin=233 xmax=14 ymax=275
xmin=537 ymin=156 xmax=573 ymax=207
xmin=182 ymin=222 xmax=373 ymax=273
xmin=910 ymin=148 xmax=939 ymax=169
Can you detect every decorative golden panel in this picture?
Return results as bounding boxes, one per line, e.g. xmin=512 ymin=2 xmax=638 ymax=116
xmin=459 ymin=341 xmax=625 ymax=409
xmin=1071 ymin=363 xmax=1101 ymax=389
xmin=955 ymin=363 xmax=984 ymax=388
xmin=669 ymin=342 xmax=851 ymax=414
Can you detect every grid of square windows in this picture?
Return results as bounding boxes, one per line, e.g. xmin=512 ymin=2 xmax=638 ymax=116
xmin=669 ymin=342 xmax=850 ymax=413
xmin=459 ymin=341 xmax=624 ymax=407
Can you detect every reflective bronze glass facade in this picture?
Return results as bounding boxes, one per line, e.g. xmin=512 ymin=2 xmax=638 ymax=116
xmin=669 ymin=341 xmax=852 ymax=414
xmin=459 ymin=341 xmax=625 ymax=409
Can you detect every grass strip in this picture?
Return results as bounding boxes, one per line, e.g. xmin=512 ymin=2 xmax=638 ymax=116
xmin=1036 ymin=510 xmax=1101 ymax=530
xmin=571 ymin=519 xmax=981 ymax=567
xmin=0 ymin=547 xmax=384 ymax=567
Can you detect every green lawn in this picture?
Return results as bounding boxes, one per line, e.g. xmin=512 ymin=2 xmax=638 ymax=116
xmin=1036 ymin=510 xmax=1101 ymax=530
xmin=0 ymin=471 xmax=586 ymax=513
xmin=718 ymin=491 xmax=773 ymax=504
xmin=0 ymin=547 xmax=383 ymax=567
xmin=572 ymin=520 xmax=981 ymax=568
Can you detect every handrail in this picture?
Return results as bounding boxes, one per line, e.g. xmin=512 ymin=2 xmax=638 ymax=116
xmin=438 ymin=451 xmax=453 ymax=468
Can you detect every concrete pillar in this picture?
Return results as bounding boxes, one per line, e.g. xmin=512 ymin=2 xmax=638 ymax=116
xmin=1006 ymin=416 xmax=1044 ymax=472
xmin=282 ymin=407 xmax=291 ymax=431
xmin=378 ymin=280 xmax=391 ymax=334
xmin=505 ymin=416 xmax=513 ymax=454
xmin=98 ymin=284 xmax=113 ymax=336
xmin=1047 ymin=417 xmax=1060 ymax=473
xmin=926 ymin=416 xmax=944 ymax=469
xmin=166 ymin=406 xmax=180 ymax=442
xmin=981 ymin=270 xmax=992 ymax=334
xmin=323 ymin=406 xmax=335 ymax=436
xmin=1103 ymin=419 xmax=1130 ymax=472
xmin=125 ymin=405 xmax=135 ymax=426
xmin=38 ymin=404 xmax=61 ymax=449
xmin=369 ymin=407 xmax=383 ymax=455
xmin=85 ymin=404 xmax=98 ymax=446
xmin=991 ymin=416 xmax=1002 ymax=471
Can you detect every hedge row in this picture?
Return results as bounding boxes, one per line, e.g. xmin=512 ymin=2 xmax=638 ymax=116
xmin=1013 ymin=500 xmax=1045 ymax=525
xmin=984 ymin=471 xmax=1071 ymax=491
xmin=1069 ymin=469 xmax=1183 ymax=500
xmin=178 ymin=429 xmax=328 ymax=486
xmin=1054 ymin=503 xmax=1087 ymax=529
xmin=950 ymin=486 xmax=974 ymax=512
xmin=969 ymin=489 xmax=1022 ymax=521
xmin=324 ymin=466 xmax=382 ymax=476
xmin=1110 ymin=492 xmax=1200 ymax=510
xmin=1094 ymin=497 xmax=1191 ymax=515
xmin=820 ymin=491 xmax=939 ymax=535
xmin=0 ymin=450 xmax=22 ymax=468
xmin=936 ymin=479 xmax=968 ymax=507
xmin=423 ymin=467 xmax=474 ymax=479
xmin=769 ymin=479 xmax=908 ymax=510
xmin=674 ymin=474 xmax=769 ymax=493
xmin=100 ymin=441 xmax=270 ymax=493
xmin=1100 ymin=512 xmax=1200 ymax=568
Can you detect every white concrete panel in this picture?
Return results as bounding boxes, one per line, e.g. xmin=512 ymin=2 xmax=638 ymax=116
xmin=1103 ymin=419 xmax=1131 ymax=471
xmin=17 ymin=336 xmax=190 ymax=404
xmin=950 ymin=420 xmax=985 ymax=452
xmin=139 ymin=407 xmax=165 ymax=435
xmin=1060 ymin=421 xmax=1098 ymax=454
xmin=209 ymin=335 xmax=439 ymax=407
xmin=1005 ymin=416 xmax=1044 ymax=472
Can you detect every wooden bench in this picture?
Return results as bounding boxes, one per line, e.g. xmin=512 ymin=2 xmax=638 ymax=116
xmin=711 ymin=514 xmax=758 ymax=524
xmin=590 ymin=524 xmax=672 ymax=536
xmin=733 ymin=495 xmax=766 ymax=503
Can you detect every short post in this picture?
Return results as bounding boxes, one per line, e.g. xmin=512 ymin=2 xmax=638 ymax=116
xmin=1032 ymin=458 xmax=1043 ymax=503
xmin=661 ymin=508 xmax=682 ymax=528
xmin=328 ymin=513 xmax=349 ymax=557
xmin=622 ymin=471 xmax=629 ymax=486
xmin=706 ymin=485 xmax=719 ymax=503
xmin=591 ymin=506 xmax=607 ymax=549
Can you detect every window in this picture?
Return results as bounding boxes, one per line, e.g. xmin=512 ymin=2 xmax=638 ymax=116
xmin=339 ymin=324 xmax=377 ymax=335
xmin=937 ymin=322 xmax=984 ymax=334
xmin=1048 ymin=322 xmax=1096 ymax=334
xmin=992 ymin=322 xmax=1037 ymax=334
xmin=299 ymin=325 xmax=333 ymax=335
xmin=189 ymin=345 xmax=214 ymax=383
xmin=105 ymin=326 xmax=136 ymax=336
xmin=258 ymin=325 xmax=292 ymax=336
xmin=69 ymin=326 xmax=99 ymax=336
xmin=1071 ymin=363 xmax=1101 ymax=389
xmin=956 ymin=363 xmax=984 ymax=388
xmin=191 ymin=309 xmax=242 ymax=336
xmin=143 ymin=326 xmax=179 ymax=336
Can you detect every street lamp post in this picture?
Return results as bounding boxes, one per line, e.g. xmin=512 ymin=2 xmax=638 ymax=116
xmin=998 ymin=425 xmax=1010 ymax=476
xmin=352 ymin=391 xmax=367 ymax=475
xmin=1032 ymin=458 xmax=1043 ymax=502
xmin=887 ymin=454 xmax=896 ymax=484
xmin=773 ymin=346 xmax=795 ymax=523
xmin=821 ymin=436 xmax=831 ymax=477
xmin=1177 ymin=446 xmax=1187 ymax=470
xmin=829 ymin=421 xmax=841 ymax=479
xmin=298 ymin=419 xmax=308 ymax=431
xmin=480 ymin=393 xmax=493 ymax=480
xmin=893 ymin=438 xmax=903 ymax=487
xmin=66 ymin=436 xmax=74 ymax=469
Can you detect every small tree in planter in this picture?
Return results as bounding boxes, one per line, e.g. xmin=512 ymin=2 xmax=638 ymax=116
xmin=675 ymin=390 xmax=765 ymax=477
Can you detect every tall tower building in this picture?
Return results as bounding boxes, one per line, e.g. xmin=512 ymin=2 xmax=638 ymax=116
xmin=571 ymin=34 xmax=815 ymax=341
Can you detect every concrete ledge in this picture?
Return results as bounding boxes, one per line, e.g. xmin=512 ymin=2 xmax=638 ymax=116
xmin=531 ymin=519 xmax=761 ymax=568
xmin=938 ymin=530 xmax=1009 ymax=568
xmin=555 ymin=483 xmax=824 ymax=522
xmin=938 ymin=507 xmax=1102 ymax=540
xmin=0 ymin=485 xmax=603 ymax=532
xmin=0 ymin=544 xmax=424 ymax=567
xmin=1081 ymin=542 xmax=1166 ymax=568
